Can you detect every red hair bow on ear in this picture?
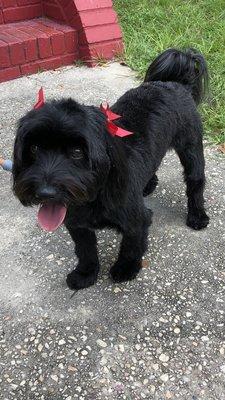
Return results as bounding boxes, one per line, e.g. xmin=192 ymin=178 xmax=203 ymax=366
xmin=33 ymin=87 xmax=45 ymax=109
xmin=100 ymin=102 xmax=133 ymax=138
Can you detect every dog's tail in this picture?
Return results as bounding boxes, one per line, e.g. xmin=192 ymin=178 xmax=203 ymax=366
xmin=144 ymin=48 xmax=208 ymax=104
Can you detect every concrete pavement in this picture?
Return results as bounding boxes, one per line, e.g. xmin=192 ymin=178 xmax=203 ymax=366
xmin=0 ymin=63 xmax=225 ymax=400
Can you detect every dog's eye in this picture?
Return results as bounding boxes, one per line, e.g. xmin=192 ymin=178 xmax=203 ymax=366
xmin=30 ymin=145 xmax=38 ymax=155
xmin=71 ymin=147 xmax=83 ymax=160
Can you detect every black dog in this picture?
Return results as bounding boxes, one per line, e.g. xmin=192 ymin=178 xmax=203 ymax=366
xmin=12 ymin=48 xmax=210 ymax=290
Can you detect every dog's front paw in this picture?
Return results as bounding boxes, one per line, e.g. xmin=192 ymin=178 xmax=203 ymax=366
xmin=186 ymin=211 xmax=209 ymax=230
xmin=110 ymin=260 xmax=142 ymax=283
xmin=66 ymin=267 xmax=98 ymax=290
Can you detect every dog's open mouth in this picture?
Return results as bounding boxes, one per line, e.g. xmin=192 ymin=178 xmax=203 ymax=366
xmin=38 ymin=203 xmax=67 ymax=232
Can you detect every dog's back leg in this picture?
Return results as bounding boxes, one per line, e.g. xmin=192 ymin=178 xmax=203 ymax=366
xmin=143 ymin=174 xmax=158 ymax=197
xmin=175 ymin=142 xmax=209 ymax=230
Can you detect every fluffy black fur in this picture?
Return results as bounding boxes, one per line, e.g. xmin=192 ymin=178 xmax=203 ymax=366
xmin=13 ymin=48 xmax=210 ymax=290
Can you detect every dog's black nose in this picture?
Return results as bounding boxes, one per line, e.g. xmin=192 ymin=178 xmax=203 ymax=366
xmin=36 ymin=186 xmax=57 ymax=200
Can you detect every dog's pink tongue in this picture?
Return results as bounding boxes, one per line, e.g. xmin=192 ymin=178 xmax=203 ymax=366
xmin=38 ymin=203 xmax=67 ymax=232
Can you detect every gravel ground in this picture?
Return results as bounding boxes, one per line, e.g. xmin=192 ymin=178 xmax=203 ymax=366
xmin=0 ymin=63 xmax=225 ymax=400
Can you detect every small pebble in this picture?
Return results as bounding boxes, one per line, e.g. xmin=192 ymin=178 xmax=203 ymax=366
xmin=150 ymin=385 xmax=156 ymax=393
xmin=220 ymin=365 xmax=225 ymax=373
xmin=186 ymin=312 xmax=192 ymax=317
xmin=38 ymin=344 xmax=43 ymax=352
xmin=160 ymin=373 xmax=169 ymax=382
xmin=96 ymin=339 xmax=107 ymax=348
xmin=10 ymin=384 xmax=18 ymax=390
xmin=165 ymin=391 xmax=173 ymax=399
xmin=68 ymin=365 xmax=77 ymax=372
xmin=51 ymin=375 xmax=58 ymax=382
xmin=58 ymin=339 xmax=66 ymax=345
xmin=159 ymin=353 xmax=169 ymax=362
xmin=201 ymin=336 xmax=209 ymax=342
xmin=119 ymin=344 xmax=125 ymax=353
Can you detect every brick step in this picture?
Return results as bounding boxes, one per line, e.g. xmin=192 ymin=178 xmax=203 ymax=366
xmin=0 ymin=17 xmax=78 ymax=82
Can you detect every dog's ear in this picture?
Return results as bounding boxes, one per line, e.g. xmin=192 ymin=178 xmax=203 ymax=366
xmin=85 ymin=107 xmax=128 ymax=203
xmin=13 ymin=109 xmax=43 ymax=178
xmin=85 ymin=108 xmax=111 ymax=180
xmin=104 ymin=133 xmax=128 ymax=204
xmin=13 ymin=116 xmax=29 ymax=179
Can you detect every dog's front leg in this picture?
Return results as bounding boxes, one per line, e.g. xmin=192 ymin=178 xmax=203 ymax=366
xmin=66 ymin=227 xmax=99 ymax=290
xmin=110 ymin=224 xmax=149 ymax=283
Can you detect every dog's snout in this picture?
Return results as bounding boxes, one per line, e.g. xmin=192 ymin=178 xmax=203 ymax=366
xmin=36 ymin=186 xmax=57 ymax=201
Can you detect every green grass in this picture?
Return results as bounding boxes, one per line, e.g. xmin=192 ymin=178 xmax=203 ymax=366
xmin=114 ymin=0 xmax=225 ymax=144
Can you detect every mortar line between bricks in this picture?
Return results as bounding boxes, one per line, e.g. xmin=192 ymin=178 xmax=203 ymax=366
xmin=69 ymin=21 xmax=120 ymax=35
xmin=83 ymin=21 xmax=120 ymax=31
xmin=80 ymin=38 xmax=124 ymax=47
xmin=79 ymin=6 xmax=116 ymax=14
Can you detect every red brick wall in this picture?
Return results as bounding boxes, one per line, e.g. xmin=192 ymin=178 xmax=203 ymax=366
xmin=0 ymin=0 xmax=43 ymax=23
xmin=42 ymin=0 xmax=66 ymax=23
xmin=0 ymin=0 xmax=123 ymax=74
xmin=43 ymin=0 xmax=123 ymax=63
xmin=72 ymin=0 xmax=123 ymax=63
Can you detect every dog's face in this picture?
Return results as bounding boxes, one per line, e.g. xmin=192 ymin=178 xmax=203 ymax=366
xmin=12 ymin=99 xmax=114 ymax=231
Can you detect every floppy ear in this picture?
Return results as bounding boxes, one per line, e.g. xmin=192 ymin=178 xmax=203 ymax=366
xmin=104 ymin=133 xmax=128 ymax=204
xmin=13 ymin=113 xmax=34 ymax=180
xmin=85 ymin=107 xmax=128 ymax=204
xmin=85 ymin=107 xmax=111 ymax=181
xmin=13 ymin=122 xmax=26 ymax=179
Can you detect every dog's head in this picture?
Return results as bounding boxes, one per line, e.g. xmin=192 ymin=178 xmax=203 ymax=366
xmin=13 ymin=98 xmax=127 ymax=231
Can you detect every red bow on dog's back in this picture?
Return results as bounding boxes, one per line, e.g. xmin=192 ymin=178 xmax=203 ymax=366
xmin=100 ymin=102 xmax=133 ymax=138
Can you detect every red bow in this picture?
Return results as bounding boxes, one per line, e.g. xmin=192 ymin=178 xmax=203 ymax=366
xmin=33 ymin=87 xmax=45 ymax=109
xmin=100 ymin=102 xmax=133 ymax=137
